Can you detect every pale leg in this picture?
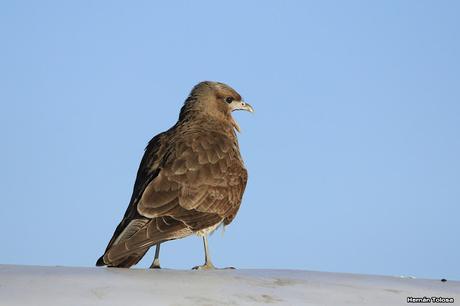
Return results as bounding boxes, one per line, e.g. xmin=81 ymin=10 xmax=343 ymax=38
xmin=149 ymin=243 xmax=161 ymax=269
xmin=192 ymin=235 xmax=216 ymax=270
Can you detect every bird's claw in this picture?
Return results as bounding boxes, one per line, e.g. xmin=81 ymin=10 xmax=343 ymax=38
xmin=192 ymin=262 xmax=215 ymax=270
xmin=149 ymin=259 xmax=161 ymax=269
xmin=192 ymin=263 xmax=236 ymax=270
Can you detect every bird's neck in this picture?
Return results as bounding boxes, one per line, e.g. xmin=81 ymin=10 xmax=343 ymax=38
xmin=179 ymin=113 xmax=238 ymax=139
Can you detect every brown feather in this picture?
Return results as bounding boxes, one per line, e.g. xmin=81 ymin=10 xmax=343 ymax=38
xmin=97 ymin=81 xmax=249 ymax=267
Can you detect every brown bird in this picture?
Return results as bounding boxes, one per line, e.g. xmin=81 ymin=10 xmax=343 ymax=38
xmin=96 ymin=81 xmax=253 ymax=269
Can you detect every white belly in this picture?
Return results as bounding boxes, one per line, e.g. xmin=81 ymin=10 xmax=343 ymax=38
xmin=195 ymin=221 xmax=223 ymax=237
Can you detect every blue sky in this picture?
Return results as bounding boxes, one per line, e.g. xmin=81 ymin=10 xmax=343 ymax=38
xmin=1 ymin=1 xmax=459 ymax=280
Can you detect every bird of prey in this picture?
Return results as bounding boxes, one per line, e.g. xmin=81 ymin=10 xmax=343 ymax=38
xmin=96 ymin=81 xmax=253 ymax=269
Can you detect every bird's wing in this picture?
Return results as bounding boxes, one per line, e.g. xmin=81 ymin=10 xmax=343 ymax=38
xmin=138 ymin=131 xmax=247 ymax=226
xmin=96 ymin=131 xmax=168 ymax=266
xmin=103 ymin=131 xmax=247 ymax=264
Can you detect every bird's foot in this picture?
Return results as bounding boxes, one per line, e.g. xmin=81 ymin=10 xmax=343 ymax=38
xmin=192 ymin=262 xmax=216 ymax=270
xmin=149 ymin=259 xmax=161 ymax=269
xmin=192 ymin=262 xmax=236 ymax=270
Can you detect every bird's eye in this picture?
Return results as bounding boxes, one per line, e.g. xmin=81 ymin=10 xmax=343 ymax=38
xmin=225 ymin=97 xmax=234 ymax=103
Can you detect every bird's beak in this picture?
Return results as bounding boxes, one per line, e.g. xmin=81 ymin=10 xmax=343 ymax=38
xmin=230 ymin=101 xmax=253 ymax=133
xmin=234 ymin=101 xmax=254 ymax=113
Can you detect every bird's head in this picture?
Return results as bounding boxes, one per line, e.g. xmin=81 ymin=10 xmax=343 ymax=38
xmin=181 ymin=81 xmax=254 ymax=132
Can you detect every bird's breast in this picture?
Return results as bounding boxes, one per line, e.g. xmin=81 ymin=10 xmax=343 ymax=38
xmin=195 ymin=221 xmax=223 ymax=237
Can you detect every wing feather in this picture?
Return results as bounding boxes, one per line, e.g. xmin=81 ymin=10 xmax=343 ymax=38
xmin=99 ymin=128 xmax=248 ymax=267
xmin=138 ymin=131 xmax=247 ymax=225
xmin=97 ymin=132 xmax=167 ymax=266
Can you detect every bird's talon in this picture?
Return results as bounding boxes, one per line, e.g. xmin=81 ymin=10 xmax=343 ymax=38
xmin=192 ymin=263 xmax=216 ymax=270
xmin=149 ymin=256 xmax=161 ymax=269
xmin=191 ymin=264 xmax=235 ymax=270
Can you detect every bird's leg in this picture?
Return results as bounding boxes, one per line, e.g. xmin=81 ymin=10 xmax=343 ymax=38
xmin=149 ymin=243 xmax=161 ymax=269
xmin=192 ymin=235 xmax=216 ymax=270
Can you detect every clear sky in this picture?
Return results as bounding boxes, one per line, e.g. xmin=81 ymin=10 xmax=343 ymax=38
xmin=1 ymin=1 xmax=459 ymax=280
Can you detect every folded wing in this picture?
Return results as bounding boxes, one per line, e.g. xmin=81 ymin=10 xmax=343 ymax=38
xmin=102 ymin=131 xmax=247 ymax=265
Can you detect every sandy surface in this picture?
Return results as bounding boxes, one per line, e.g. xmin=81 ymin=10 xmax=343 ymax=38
xmin=0 ymin=264 xmax=458 ymax=305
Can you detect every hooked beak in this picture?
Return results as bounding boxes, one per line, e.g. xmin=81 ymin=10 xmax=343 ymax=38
xmin=229 ymin=101 xmax=254 ymax=133
xmin=233 ymin=101 xmax=254 ymax=113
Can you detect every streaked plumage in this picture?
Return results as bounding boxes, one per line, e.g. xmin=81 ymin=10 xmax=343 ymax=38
xmin=96 ymin=81 xmax=253 ymax=268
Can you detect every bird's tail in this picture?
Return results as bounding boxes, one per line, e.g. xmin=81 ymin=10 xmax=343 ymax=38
xmin=96 ymin=218 xmax=150 ymax=268
xmin=96 ymin=256 xmax=105 ymax=266
xmin=99 ymin=217 xmax=193 ymax=267
xmin=96 ymin=250 xmax=147 ymax=268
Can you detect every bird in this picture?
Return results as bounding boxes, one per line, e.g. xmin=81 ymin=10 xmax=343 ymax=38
xmin=96 ymin=81 xmax=253 ymax=269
